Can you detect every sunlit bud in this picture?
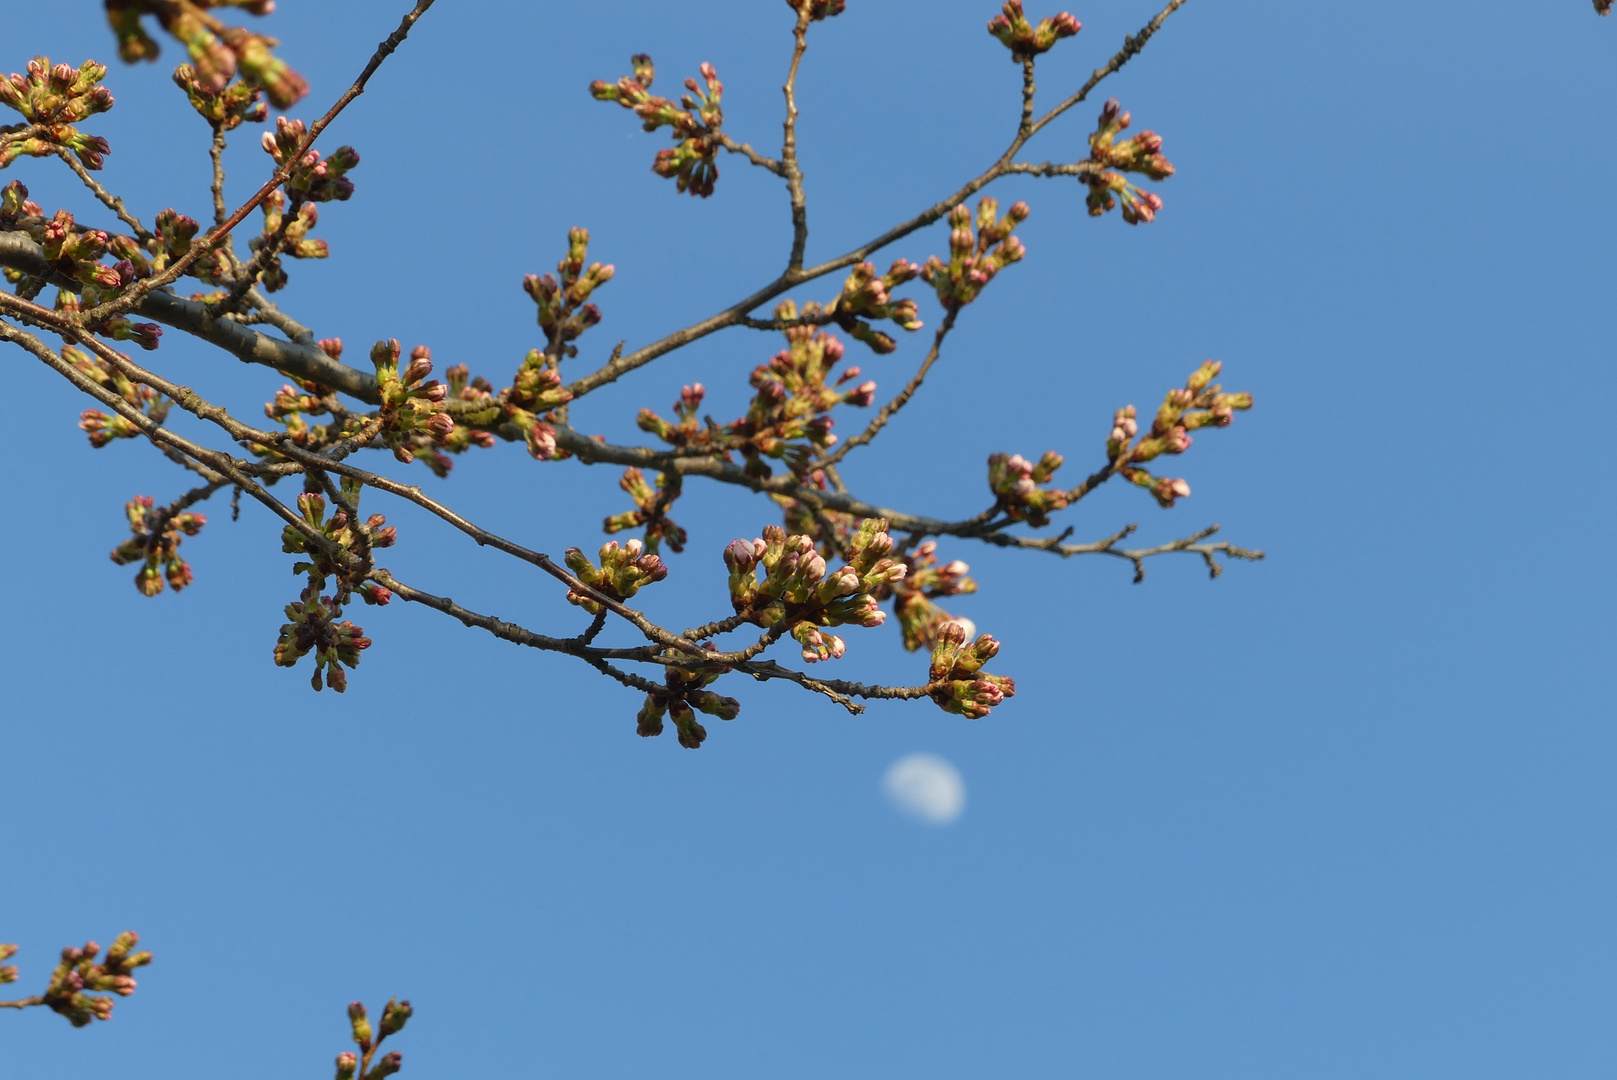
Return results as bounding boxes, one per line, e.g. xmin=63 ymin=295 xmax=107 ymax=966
xmin=670 ymin=700 xmax=708 ymax=749
xmin=636 ymin=696 xmax=667 ymax=737
xmin=380 ymin=999 xmax=413 ymax=1037
xmin=369 ymin=1052 xmax=402 ymax=1079
xmin=693 ymin=691 xmax=741 ymax=720
xmin=348 ymin=1001 xmax=372 ymax=1048
xmin=844 ymin=380 xmax=877 ymax=407
xmin=724 ymin=538 xmax=758 ymax=572
xmin=401 ymin=347 xmax=432 ymax=385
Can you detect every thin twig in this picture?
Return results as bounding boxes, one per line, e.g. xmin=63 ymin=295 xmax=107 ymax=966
xmin=981 ymin=522 xmax=1265 ymax=583
xmin=51 ymin=147 xmax=152 ymax=241
xmin=1018 ymin=58 xmax=1037 ymax=137
xmin=0 ymin=997 xmax=45 ymax=1010
xmin=809 ymin=306 xmax=959 ymax=471
xmin=1001 ymin=160 xmax=1102 ymax=179
xmin=208 ymin=126 xmax=230 ymax=228
xmin=718 ymin=133 xmax=784 ymax=175
xmin=781 ymin=6 xmax=813 ymax=271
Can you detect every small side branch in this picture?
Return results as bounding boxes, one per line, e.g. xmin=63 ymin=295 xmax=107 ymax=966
xmin=810 ymin=307 xmax=959 ymax=471
xmin=718 ymin=134 xmax=784 ymax=175
xmin=1002 ymin=160 xmax=1102 ymax=179
xmin=0 ymin=996 xmax=46 ymax=1010
xmin=208 ymin=126 xmax=231 ymax=230
xmin=1027 ymin=0 xmax=1197 ymax=141
xmin=52 ymin=147 xmax=152 ymax=241
xmin=981 ymin=523 xmax=1265 ymax=583
xmin=1019 ymin=58 xmax=1037 ymax=136
xmin=781 ymin=7 xmax=813 ymax=271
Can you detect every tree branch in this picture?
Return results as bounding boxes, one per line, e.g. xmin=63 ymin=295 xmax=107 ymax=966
xmin=718 ymin=133 xmax=784 ymax=175
xmin=75 ymin=0 xmax=439 ymax=327
xmin=980 ymin=522 xmax=1265 ymax=582
xmin=780 ymin=6 xmax=813 ymax=271
xmin=563 ymin=0 xmax=1197 ymax=400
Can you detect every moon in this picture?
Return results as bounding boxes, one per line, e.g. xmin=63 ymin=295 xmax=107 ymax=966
xmin=883 ymin=753 xmax=966 ymax=825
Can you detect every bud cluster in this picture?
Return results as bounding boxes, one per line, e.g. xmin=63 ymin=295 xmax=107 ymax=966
xmin=10 ymin=205 xmax=166 ymax=325
xmin=562 ymin=537 xmax=669 ymax=615
xmin=637 ymin=305 xmax=876 ymax=480
xmin=988 ymin=449 xmax=1069 ymax=526
xmin=1107 ymin=359 xmax=1252 ymax=508
xmin=261 ymin=116 xmax=360 ymax=203
xmin=7 ymin=932 xmax=154 ymax=1027
xmin=70 ymin=345 xmax=172 ymax=447
xmin=886 ymin=541 xmax=979 ymax=652
xmin=171 ymin=61 xmax=266 ymax=129
xmin=105 ymin=2 xmax=308 ymax=108
xmin=369 ymin=340 xmax=455 ymax=465
xmin=109 ymin=494 xmax=204 ymax=596
xmin=272 ymin=481 xmax=386 ymax=689
xmin=262 ymin=376 xmax=336 ymax=449
xmin=920 ymin=196 xmax=1029 ymax=309
xmin=636 ymin=648 xmax=739 ymax=749
xmin=280 ymin=482 xmax=396 ymax=607
xmin=337 ymin=998 xmax=411 ymax=1079
xmin=603 ymin=467 xmax=687 ymax=554
xmin=1084 ymin=98 xmax=1175 ymax=225
xmin=927 ymin=622 xmax=1015 ymax=719
xmin=151 ymin=207 xmax=229 ymax=283
xmin=986 ymin=1 xmax=1081 ymax=60
xmin=0 ymin=57 xmax=114 ymax=170
xmin=247 ymin=352 xmax=348 ymax=464
xmin=633 ymin=380 xmax=711 ymax=450
xmin=386 ymin=361 xmax=499 ymax=475
xmin=273 ymin=590 xmax=372 ymax=693
xmin=522 ymin=227 xmax=614 ymax=359
xmin=724 ymin=518 xmax=905 ymax=663
xmin=832 ymin=259 xmax=925 ymax=354
xmin=61 ymin=288 xmax=163 ymax=351
xmin=592 ymin=56 xmax=725 ymax=197
xmin=500 ymin=348 xmax=574 ymax=461
xmin=249 ymin=190 xmax=328 ymax=291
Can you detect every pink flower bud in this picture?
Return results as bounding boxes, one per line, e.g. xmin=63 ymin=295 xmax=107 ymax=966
xmin=425 ymin=413 xmax=455 ymax=441
xmin=402 ymin=351 xmax=433 ymax=385
xmin=724 ymin=539 xmax=757 ymax=571
xmin=845 ymin=380 xmax=877 ymax=407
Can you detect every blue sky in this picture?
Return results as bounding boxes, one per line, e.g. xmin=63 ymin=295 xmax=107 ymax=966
xmin=3 ymin=0 xmax=1614 ymax=1076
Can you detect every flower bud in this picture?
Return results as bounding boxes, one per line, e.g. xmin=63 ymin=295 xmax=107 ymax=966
xmin=348 ymin=1001 xmax=372 ymax=1047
